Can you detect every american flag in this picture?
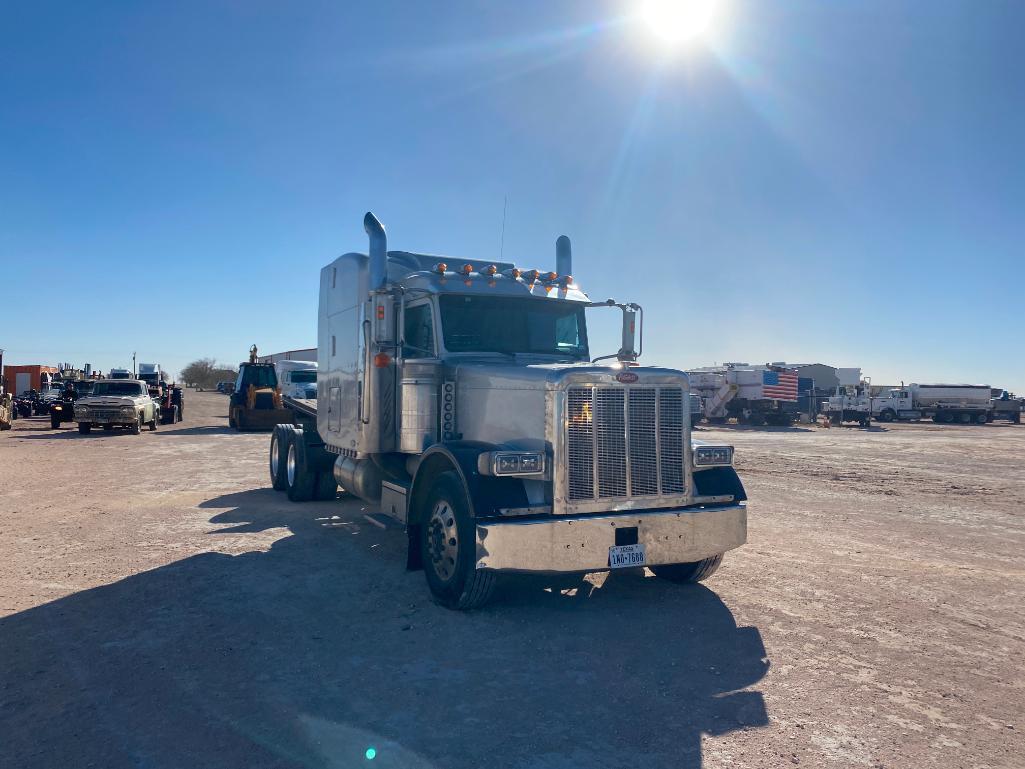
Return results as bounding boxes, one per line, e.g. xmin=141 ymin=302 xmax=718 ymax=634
xmin=762 ymin=369 xmax=799 ymax=401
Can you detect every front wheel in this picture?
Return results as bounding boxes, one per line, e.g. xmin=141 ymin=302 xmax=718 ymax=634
xmin=149 ymin=413 xmax=158 ymax=431
xmin=130 ymin=415 xmax=142 ymax=435
xmin=51 ymin=413 xmax=61 ymax=429
xmin=419 ymin=471 xmax=496 ymax=610
xmin=651 ymin=554 xmax=724 ymax=583
xmin=78 ymin=422 xmax=92 ymax=434
xmin=879 ymin=410 xmax=895 ymax=423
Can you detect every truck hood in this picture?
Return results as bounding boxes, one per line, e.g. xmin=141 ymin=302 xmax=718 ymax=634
xmin=449 ymin=358 xmax=690 ymax=391
xmin=76 ymin=395 xmax=150 ymax=407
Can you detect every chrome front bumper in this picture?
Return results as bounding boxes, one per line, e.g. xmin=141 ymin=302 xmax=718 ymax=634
xmin=474 ymin=503 xmax=747 ymax=573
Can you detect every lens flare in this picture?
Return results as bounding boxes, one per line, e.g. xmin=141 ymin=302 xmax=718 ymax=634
xmin=640 ymin=0 xmax=718 ymax=44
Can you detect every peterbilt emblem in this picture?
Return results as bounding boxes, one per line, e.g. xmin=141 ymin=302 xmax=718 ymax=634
xmin=616 ymin=371 xmax=639 ymax=383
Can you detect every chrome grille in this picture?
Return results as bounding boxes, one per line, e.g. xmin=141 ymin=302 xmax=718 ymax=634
xmin=659 ymin=389 xmax=685 ymax=494
xmin=629 ymin=388 xmax=659 ymax=496
xmin=566 ymin=386 xmax=687 ymax=501
xmin=566 ymin=388 xmax=594 ymax=501
xmin=596 ymin=389 xmax=626 ymax=498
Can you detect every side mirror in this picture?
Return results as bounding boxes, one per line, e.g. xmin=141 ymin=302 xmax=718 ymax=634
xmin=618 ymin=306 xmax=639 ymax=363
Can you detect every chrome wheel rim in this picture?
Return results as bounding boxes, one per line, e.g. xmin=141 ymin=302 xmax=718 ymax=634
xmin=427 ymin=500 xmax=459 ymax=582
xmin=270 ymin=434 xmax=279 ymax=478
xmin=287 ymin=443 xmax=296 ymax=487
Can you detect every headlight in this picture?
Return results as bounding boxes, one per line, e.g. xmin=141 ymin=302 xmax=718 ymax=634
xmin=694 ymin=445 xmax=733 ymax=467
xmin=76 ymin=406 xmax=90 ymax=415
xmin=478 ymin=451 xmax=546 ymax=477
xmin=120 ymin=406 xmax=136 ymax=416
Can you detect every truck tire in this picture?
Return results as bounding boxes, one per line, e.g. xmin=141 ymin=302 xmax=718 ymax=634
xmin=285 ymin=431 xmax=315 ymax=502
xmin=228 ymin=408 xmax=237 ymax=429
xmin=149 ymin=413 xmax=158 ymax=431
xmin=1014 ymin=413 xmax=1021 ymax=424
xmin=131 ymin=415 xmax=142 ymax=435
xmin=651 ymin=553 xmax=723 ymax=583
xmin=975 ymin=413 xmax=987 ymax=425
xmin=78 ymin=423 xmax=92 ymax=434
xmin=879 ymin=410 xmax=895 ymax=423
xmin=269 ymin=425 xmax=290 ymax=491
xmin=419 ymin=471 xmax=496 ymax=610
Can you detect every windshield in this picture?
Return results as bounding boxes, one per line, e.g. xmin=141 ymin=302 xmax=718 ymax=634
xmin=238 ymin=365 xmax=276 ymax=390
xmin=289 ymin=370 xmax=317 ymax=383
xmin=439 ymin=295 xmax=589 ymax=359
xmin=93 ymin=382 xmax=145 ymax=397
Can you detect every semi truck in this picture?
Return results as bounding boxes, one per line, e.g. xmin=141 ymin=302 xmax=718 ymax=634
xmin=267 ymin=212 xmax=748 ymax=609
xmin=686 ymin=364 xmax=799 ymax=426
xmin=138 ymin=363 xmax=164 ymax=388
xmin=274 ymin=359 xmax=318 ymax=400
xmin=873 ymin=383 xmax=992 ymax=424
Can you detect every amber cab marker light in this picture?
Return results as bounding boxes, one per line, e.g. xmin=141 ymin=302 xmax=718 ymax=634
xmin=563 ymin=275 xmax=574 ymax=285
xmin=484 ymin=264 xmax=498 ymax=276
xmin=461 ymin=264 xmax=473 ymax=275
xmin=511 ymin=268 xmax=522 ymax=279
xmin=435 ymin=262 xmax=448 ymax=273
xmin=545 ymin=271 xmax=558 ymax=281
xmin=373 ymin=352 xmax=391 ymax=368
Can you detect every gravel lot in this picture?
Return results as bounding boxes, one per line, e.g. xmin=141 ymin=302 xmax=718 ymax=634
xmin=2 ymin=391 xmax=1023 ymax=769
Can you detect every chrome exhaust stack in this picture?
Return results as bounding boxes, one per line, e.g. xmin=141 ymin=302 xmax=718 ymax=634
xmin=364 ymin=211 xmax=387 ymax=289
xmin=556 ymin=235 xmax=572 ymax=277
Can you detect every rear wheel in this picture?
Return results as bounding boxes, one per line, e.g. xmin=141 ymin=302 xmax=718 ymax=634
xmin=285 ymin=431 xmax=315 ymax=502
xmin=269 ymin=425 xmax=290 ymax=491
xmin=651 ymin=553 xmax=724 ymax=583
xmin=78 ymin=422 xmax=92 ymax=434
xmin=419 ymin=471 xmax=496 ymax=610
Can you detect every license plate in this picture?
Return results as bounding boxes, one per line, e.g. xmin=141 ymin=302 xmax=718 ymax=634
xmin=609 ymin=543 xmax=646 ymax=569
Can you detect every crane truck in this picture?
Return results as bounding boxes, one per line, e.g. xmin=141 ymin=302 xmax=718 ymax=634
xmin=686 ymin=364 xmax=799 ymax=426
xmin=267 ymin=212 xmax=748 ymax=609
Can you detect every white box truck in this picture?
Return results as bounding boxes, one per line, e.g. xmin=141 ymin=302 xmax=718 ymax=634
xmin=267 ymin=212 xmax=749 ymax=609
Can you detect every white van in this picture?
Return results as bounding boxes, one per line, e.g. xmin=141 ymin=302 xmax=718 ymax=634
xmin=274 ymin=360 xmax=317 ymax=399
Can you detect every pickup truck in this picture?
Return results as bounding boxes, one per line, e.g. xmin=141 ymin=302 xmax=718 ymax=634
xmin=74 ymin=379 xmax=160 ymax=435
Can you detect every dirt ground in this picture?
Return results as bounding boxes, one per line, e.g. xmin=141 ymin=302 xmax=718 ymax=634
xmin=1 ymin=391 xmax=1023 ymax=769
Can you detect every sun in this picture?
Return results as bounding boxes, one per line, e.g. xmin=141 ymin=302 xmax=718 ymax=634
xmin=640 ymin=0 xmax=719 ymax=45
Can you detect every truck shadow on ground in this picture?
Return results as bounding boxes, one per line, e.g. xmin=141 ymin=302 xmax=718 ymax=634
xmin=0 ymin=488 xmax=769 ymax=769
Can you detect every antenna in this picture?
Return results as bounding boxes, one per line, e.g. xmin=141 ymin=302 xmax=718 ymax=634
xmin=499 ymin=196 xmax=507 ymax=261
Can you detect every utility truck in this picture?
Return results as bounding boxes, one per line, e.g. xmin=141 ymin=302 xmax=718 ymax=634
xmin=268 ymin=212 xmax=748 ymax=609
xmin=686 ymin=364 xmax=799 ymax=426
xmin=873 ymin=383 xmax=992 ymax=424
xmin=988 ymin=390 xmax=1022 ymax=424
xmin=820 ymin=368 xmax=872 ymax=427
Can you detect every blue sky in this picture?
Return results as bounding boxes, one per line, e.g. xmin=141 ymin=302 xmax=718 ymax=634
xmin=1 ymin=1 xmax=1022 ymax=391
